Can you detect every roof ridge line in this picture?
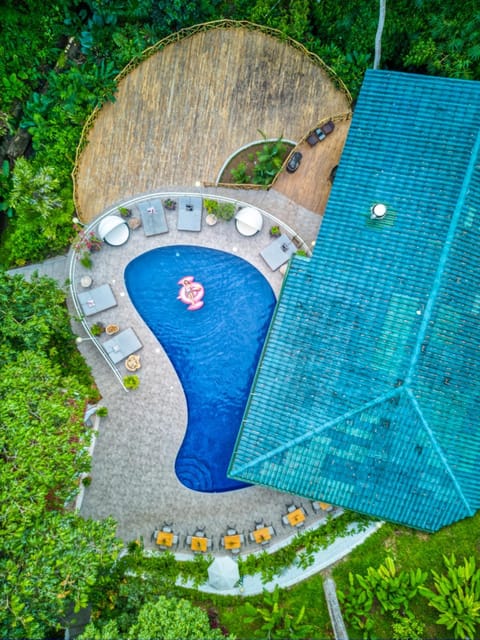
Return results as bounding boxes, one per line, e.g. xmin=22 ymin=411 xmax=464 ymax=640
xmin=406 ymin=127 xmax=480 ymax=385
xmin=406 ymin=387 xmax=472 ymax=512
xmin=232 ymin=388 xmax=401 ymax=475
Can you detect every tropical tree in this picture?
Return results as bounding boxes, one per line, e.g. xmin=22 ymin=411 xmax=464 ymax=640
xmin=0 ymin=271 xmax=86 ymax=370
xmin=80 ymin=596 xmax=232 ymax=640
xmin=0 ymin=271 xmax=118 ymax=639
xmin=0 ymin=352 xmax=121 ymax=638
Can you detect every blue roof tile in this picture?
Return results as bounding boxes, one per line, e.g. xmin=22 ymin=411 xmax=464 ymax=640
xmin=229 ymin=70 xmax=480 ymax=531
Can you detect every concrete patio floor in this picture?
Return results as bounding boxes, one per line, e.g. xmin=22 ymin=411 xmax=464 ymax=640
xmin=72 ymin=186 xmax=342 ymax=553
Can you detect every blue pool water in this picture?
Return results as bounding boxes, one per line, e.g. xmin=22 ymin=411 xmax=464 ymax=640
xmin=124 ymin=245 xmax=276 ymax=492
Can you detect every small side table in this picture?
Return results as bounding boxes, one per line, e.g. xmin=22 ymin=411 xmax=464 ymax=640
xmin=128 ymin=217 xmax=142 ymax=230
xmin=80 ymin=275 xmax=93 ymax=288
xmin=105 ymin=324 xmax=119 ymax=335
xmin=205 ymin=214 xmax=218 ymax=226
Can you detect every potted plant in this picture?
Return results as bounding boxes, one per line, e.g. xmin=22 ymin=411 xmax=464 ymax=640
xmin=163 ymin=198 xmax=177 ymax=211
xmin=90 ymin=322 xmax=105 ymax=336
xmin=270 ymin=225 xmax=281 ymax=237
xmin=118 ymin=206 xmax=132 ymax=218
xmin=123 ymin=374 xmax=140 ymax=390
xmin=204 ymin=199 xmax=236 ymax=222
xmin=216 ymin=202 xmax=236 ymax=221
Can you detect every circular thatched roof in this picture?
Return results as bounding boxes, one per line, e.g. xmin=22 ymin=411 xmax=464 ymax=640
xmin=74 ymin=23 xmax=351 ymax=221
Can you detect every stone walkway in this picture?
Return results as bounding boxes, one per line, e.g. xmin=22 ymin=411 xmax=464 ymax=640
xmin=7 ymin=253 xmax=68 ymax=285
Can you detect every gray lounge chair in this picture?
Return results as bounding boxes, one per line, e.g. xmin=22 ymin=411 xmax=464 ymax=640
xmin=103 ymin=327 xmax=142 ymax=364
xmin=260 ymin=234 xmax=296 ymax=271
xmin=137 ymin=200 xmax=168 ymax=236
xmin=78 ymin=283 xmax=117 ymax=317
xmin=177 ymin=196 xmax=202 ymax=231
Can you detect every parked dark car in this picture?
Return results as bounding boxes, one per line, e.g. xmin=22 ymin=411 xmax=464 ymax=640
xmin=329 ymin=164 xmax=338 ymax=184
xmin=306 ymin=120 xmax=335 ymax=146
xmin=286 ymin=151 xmax=303 ymax=173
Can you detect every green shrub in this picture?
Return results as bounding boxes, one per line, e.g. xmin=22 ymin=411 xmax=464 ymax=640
xmin=230 ymin=162 xmax=251 ymax=184
xmin=241 ymin=585 xmax=314 ymax=639
xmin=90 ymin=322 xmax=105 ymax=337
xmin=338 ymin=557 xmax=427 ymax=639
xmin=419 ymin=554 xmax=480 ymax=640
xmin=392 ymin=615 xmax=425 ymax=640
xmin=96 ymin=407 xmax=108 ymax=417
xmin=203 ymin=199 xmax=235 ymax=221
xmin=215 ymin=202 xmax=236 ymax=221
xmin=203 ymin=198 xmax=218 ymax=215
xmin=123 ymin=375 xmax=140 ymax=390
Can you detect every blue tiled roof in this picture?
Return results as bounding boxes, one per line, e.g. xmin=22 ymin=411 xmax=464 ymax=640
xmin=228 ymin=70 xmax=480 ymax=531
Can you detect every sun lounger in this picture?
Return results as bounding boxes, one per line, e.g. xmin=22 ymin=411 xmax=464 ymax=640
xmin=103 ymin=327 xmax=142 ymax=364
xmin=78 ymin=283 xmax=117 ymax=317
xmin=260 ymin=234 xmax=296 ymax=271
xmin=177 ymin=196 xmax=202 ymax=231
xmin=137 ymin=200 xmax=168 ymax=236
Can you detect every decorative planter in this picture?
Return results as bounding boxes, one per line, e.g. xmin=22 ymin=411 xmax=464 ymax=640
xmin=206 ymin=213 xmax=218 ymax=226
xmin=125 ymin=355 xmax=141 ymax=371
xmin=106 ymin=324 xmax=120 ymax=335
xmin=163 ymin=199 xmax=177 ymax=211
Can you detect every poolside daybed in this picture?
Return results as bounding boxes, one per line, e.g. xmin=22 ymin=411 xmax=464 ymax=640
xmin=177 ymin=196 xmax=202 ymax=231
xmin=136 ymin=199 xmax=168 ymax=236
xmin=260 ymin=234 xmax=296 ymax=271
xmin=103 ymin=327 xmax=142 ymax=364
xmin=235 ymin=206 xmax=263 ymax=236
xmin=78 ymin=284 xmax=117 ymax=317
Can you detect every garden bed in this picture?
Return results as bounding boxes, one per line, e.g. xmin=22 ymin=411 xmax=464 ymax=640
xmin=218 ymin=140 xmax=294 ymax=185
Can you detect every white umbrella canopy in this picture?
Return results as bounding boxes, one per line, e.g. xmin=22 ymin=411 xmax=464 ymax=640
xmin=207 ymin=556 xmax=240 ymax=590
xmin=235 ymin=206 xmax=263 ymax=236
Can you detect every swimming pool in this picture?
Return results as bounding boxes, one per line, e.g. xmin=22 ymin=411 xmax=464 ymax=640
xmin=125 ymin=245 xmax=276 ymax=492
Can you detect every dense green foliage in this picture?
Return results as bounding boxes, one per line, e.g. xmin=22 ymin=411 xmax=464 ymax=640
xmin=338 ymin=556 xmax=427 ymax=638
xmin=419 ymin=554 xmax=480 ymax=640
xmin=333 ymin=516 xmax=480 ymax=639
xmin=77 ymin=513 xmax=370 ymax=636
xmin=81 ymin=595 xmax=231 ymax=640
xmin=1 ymin=3 xmax=479 ymax=638
xmin=229 ymin=135 xmax=290 ymax=186
xmin=241 ymin=585 xmax=314 ymax=639
xmin=1 ymin=0 xmax=479 ymax=266
xmin=0 ymin=272 xmax=120 ymax=639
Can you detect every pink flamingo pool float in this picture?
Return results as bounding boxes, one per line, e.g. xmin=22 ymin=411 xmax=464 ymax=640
xmin=177 ymin=276 xmax=205 ymax=311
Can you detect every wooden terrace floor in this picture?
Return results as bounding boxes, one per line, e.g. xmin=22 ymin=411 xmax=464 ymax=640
xmin=75 ymin=26 xmax=351 ymax=222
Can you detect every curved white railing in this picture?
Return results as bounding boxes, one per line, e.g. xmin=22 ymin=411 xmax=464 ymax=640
xmin=69 ymin=190 xmax=311 ymax=390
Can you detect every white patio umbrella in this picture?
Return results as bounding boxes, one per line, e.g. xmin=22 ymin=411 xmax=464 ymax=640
xmin=235 ymin=206 xmax=263 ymax=236
xmin=207 ymin=556 xmax=240 ymax=590
xmin=98 ymin=215 xmax=130 ymax=246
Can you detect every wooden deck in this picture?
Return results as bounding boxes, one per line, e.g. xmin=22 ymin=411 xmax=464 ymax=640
xmin=273 ymin=117 xmax=351 ymax=215
xmin=75 ymin=26 xmax=351 ymax=221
